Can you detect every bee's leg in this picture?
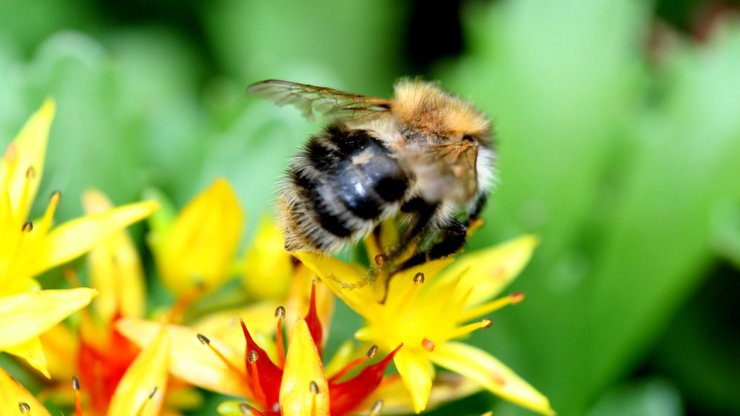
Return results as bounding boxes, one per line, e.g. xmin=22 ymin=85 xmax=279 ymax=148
xmin=466 ymin=191 xmax=489 ymax=225
xmin=375 ymin=218 xmax=468 ymax=303
xmin=394 ymin=218 xmax=468 ymax=272
xmin=374 ymin=197 xmax=438 ymax=265
xmin=372 ymin=197 xmax=439 ymax=303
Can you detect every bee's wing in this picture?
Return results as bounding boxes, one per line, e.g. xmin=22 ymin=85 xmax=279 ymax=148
xmin=429 ymin=142 xmax=479 ymax=201
xmin=246 ymin=80 xmax=392 ymax=122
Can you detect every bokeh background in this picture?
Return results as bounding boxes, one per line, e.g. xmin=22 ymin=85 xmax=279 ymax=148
xmin=1 ymin=0 xmax=739 ymax=415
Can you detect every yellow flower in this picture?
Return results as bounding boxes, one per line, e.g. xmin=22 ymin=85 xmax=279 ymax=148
xmin=39 ymin=189 xmax=200 ymax=415
xmin=240 ymin=217 xmax=293 ymax=300
xmin=117 ymin=282 xmax=400 ymax=416
xmin=296 ymin=235 xmax=554 ymax=415
xmin=148 ymin=178 xmax=244 ymax=297
xmin=0 ymin=100 xmax=158 ymax=377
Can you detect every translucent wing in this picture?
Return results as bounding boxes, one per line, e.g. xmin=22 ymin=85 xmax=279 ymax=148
xmin=407 ymin=141 xmax=478 ymax=204
xmin=434 ymin=141 xmax=479 ymax=200
xmin=246 ymin=79 xmax=391 ymax=122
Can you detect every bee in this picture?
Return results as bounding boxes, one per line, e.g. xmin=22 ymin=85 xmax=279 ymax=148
xmin=247 ymin=79 xmax=494 ymax=275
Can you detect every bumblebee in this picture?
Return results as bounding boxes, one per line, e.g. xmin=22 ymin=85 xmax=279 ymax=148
xmin=247 ymin=79 xmax=494 ymax=275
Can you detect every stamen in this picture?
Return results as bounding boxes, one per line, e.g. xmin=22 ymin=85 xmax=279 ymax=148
xmin=15 ymin=167 xmax=36 ymax=221
xmin=374 ymin=254 xmax=386 ymax=266
xmin=309 ymin=380 xmax=319 ymax=394
xmin=21 ymin=221 xmax=32 ymax=232
xmin=36 ymin=191 xmax=61 ymax=235
xmin=366 ymin=344 xmax=378 ymax=359
xmin=328 ymin=344 xmax=378 ymax=383
xmin=309 ymin=380 xmax=319 ymax=416
xmin=393 ymin=272 xmax=424 ymax=315
xmin=369 ymin=400 xmax=384 ymax=416
xmin=73 ymin=376 xmax=84 ymax=416
xmin=18 ymin=402 xmax=31 ymax=413
xmin=275 ymin=306 xmax=286 ymax=366
xmin=240 ymin=320 xmax=283 ymax=409
xmin=239 ymin=403 xmax=266 ymax=416
xmin=448 ymin=318 xmax=494 ymax=339
xmin=133 ymin=386 xmax=158 ymax=416
xmin=195 ymin=333 xmax=244 ymax=381
xmin=421 ymin=338 xmax=435 ymax=352
xmin=458 ymin=292 xmax=526 ymax=322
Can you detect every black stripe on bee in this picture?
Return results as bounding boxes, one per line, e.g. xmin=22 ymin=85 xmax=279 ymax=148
xmin=290 ymin=169 xmax=354 ymax=238
xmin=287 ymin=125 xmax=412 ymax=247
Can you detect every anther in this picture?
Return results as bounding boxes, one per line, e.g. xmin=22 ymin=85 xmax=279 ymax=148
xmin=369 ymin=400 xmax=384 ymax=416
xmin=50 ymin=190 xmax=62 ymax=201
xmin=366 ymin=344 xmax=378 ymax=359
xmin=374 ymin=254 xmax=386 ymax=266
xmin=421 ymin=338 xmax=435 ymax=352
xmin=275 ymin=305 xmax=286 ymax=319
xmin=413 ymin=272 xmax=425 ymax=284
xmin=18 ymin=402 xmax=31 ymax=413
xmin=21 ymin=221 xmax=33 ymax=232
xmin=248 ymin=349 xmax=259 ymax=363
xmin=510 ymin=292 xmax=526 ymax=304
xmin=149 ymin=386 xmax=158 ymax=399
xmin=72 ymin=375 xmax=80 ymax=390
xmin=309 ymin=380 xmax=320 ymax=394
xmin=197 ymin=333 xmax=210 ymax=345
xmin=25 ymin=167 xmax=35 ymax=179
xmin=482 ymin=318 xmax=493 ymax=329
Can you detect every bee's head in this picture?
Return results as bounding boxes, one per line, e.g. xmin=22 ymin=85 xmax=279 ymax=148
xmin=392 ymin=79 xmax=492 ymax=147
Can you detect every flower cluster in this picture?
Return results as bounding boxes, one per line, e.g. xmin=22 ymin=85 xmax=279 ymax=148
xmin=1 ymin=101 xmax=553 ymax=415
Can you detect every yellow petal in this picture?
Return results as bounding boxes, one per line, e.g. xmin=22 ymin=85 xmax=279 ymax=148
xmin=0 ymin=288 xmax=96 ymax=350
xmin=156 ymin=178 xmax=244 ymax=296
xmin=38 ymin=323 xmax=79 ymax=380
xmin=242 ymin=217 xmax=292 ymax=300
xmin=280 ymin=319 xmax=329 ymax=416
xmin=4 ymin=337 xmax=50 ymax=378
xmin=108 ymin=327 xmax=170 ymax=416
xmin=29 ymin=200 xmax=159 ymax=277
xmin=360 ymin=372 xmax=482 ymax=415
xmin=0 ymin=368 xmax=52 ymax=416
xmin=393 ymin=348 xmax=435 ymax=413
xmin=431 ymin=342 xmax=554 ymax=416
xmin=294 ymin=252 xmax=373 ymax=318
xmin=117 ymin=318 xmax=249 ymax=398
xmin=436 ymin=235 xmax=538 ymax=307
xmin=0 ymin=99 xmax=54 ymax=219
xmin=40 ymin=322 xmax=80 ymax=380
xmin=84 ymin=189 xmax=146 ymax=322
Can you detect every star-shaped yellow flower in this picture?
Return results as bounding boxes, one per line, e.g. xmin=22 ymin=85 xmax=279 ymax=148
xmin=38 ymin=189 xmax=198 ymax=415
xmin=0 ymin=100 xmax=158 ymax=377
xmin=296 ymin=235 xmax=554 ymax=415
xmin=117 ymin=282 xmax=401 ymax=416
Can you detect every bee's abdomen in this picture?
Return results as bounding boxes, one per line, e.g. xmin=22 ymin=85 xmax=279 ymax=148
xmin=281 ymin=126 xmax=409 ymax=252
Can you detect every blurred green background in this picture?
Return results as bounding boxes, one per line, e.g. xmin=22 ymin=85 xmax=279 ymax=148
xmin=1 ymin=0 xmax=739 ymax=414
